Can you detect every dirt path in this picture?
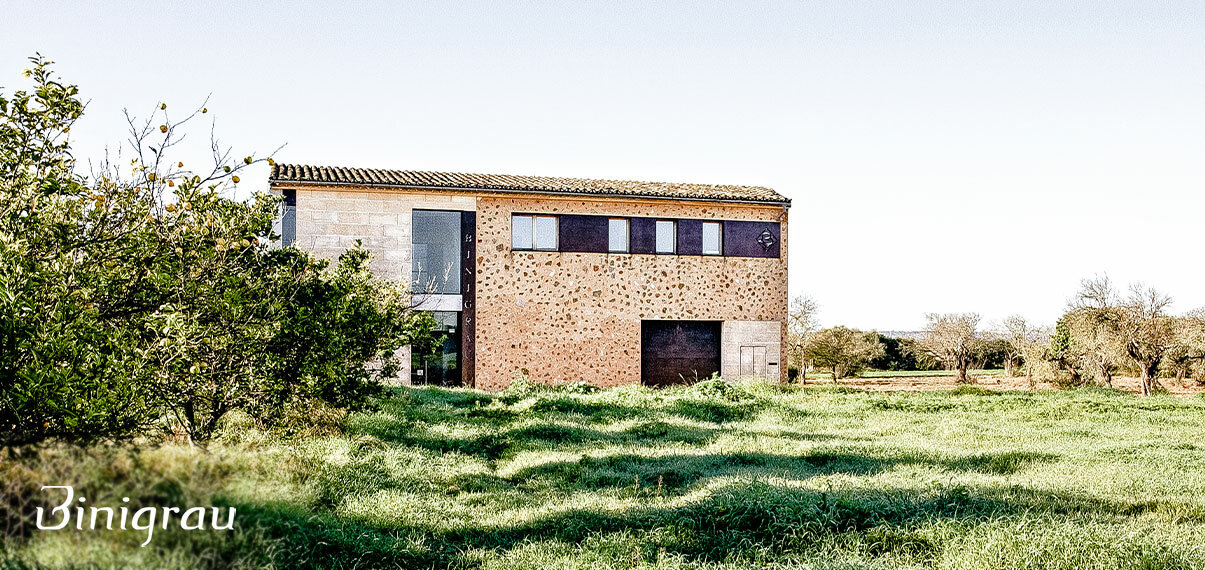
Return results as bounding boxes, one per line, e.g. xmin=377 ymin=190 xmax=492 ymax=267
xmin=808 ymin=375 xmax=1205 ymax=397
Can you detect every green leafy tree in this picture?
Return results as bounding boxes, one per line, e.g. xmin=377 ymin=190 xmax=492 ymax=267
xmin=1 ymin=56 xmax=434 ymax=447
xmin=0 ymin=56 xmax=158 ymax=447
xmin=1049 ymin=316 xmax=1086 ymax=386
xmin=804 ymin=326 xmax=885 ymax=381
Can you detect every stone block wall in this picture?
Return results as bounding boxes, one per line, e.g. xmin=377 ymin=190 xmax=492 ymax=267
xmin=286 ymin=187 xmax=475 ymax=282
xmin=721 ymin=320 xmax=783 ymax=380
xmin=280 ymin=186 xmax=476 ymax=383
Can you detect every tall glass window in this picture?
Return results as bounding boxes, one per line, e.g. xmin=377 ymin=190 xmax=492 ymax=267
xmin=702 ymin=221 xmax=722 ymax=255
xmin=655 ymin=220 xmax=676 ymax=254
xmin=411 ymin=311 xmax=460 ymax=386
xmin=608 ymin=218 xmax=629 ymax=253
xmin=512 ymin=214 xmax=558 ymax=250
xmin=412 ymin=210 xmax=461 ymax=295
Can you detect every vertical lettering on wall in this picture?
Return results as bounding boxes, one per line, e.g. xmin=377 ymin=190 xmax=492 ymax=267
xmin=460 ymin=211 xmax=476 ymax=388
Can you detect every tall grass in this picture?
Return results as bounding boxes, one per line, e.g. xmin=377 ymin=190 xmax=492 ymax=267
xmin=5 ymin=380 xmax=1205 ymax=569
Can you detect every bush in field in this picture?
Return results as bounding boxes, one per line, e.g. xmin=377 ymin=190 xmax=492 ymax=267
xmin=868 ymin=335 xmax=940 ymax=372
xmin=0 ymin=56 xmax=432 ymax=447
xmin=804 ymin=326 xmax=885 ymax=380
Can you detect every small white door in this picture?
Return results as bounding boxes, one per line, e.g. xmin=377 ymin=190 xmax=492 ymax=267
xmin=740 ymin=346 xmax=767 ymax=376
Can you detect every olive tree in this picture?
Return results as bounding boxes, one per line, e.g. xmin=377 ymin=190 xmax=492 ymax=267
xmin=1065 ymin=276 xmax=1126 ymax=387
xmin=1167 ymin=309 xmax=1205 ymax=383
xmin=997 ymin=314 xmax=1052 ymax=386
xmin=1116 ymin=284 xmax=1178 ymax=396
xmin=1063 ymin=277 xmax=1178 ymax=396
xmin=919 ymin=313 xmax=982 ymax=384
xmin=803 ymin=326 xmax=885 ymax=381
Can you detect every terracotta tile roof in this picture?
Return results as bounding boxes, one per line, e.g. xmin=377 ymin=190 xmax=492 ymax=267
xmin=269 ymin=164 xmax=789 ymax=205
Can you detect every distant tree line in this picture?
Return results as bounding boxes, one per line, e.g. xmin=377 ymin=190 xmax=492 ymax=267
xmin=787 ymin=276 xmax=1205 ymax=396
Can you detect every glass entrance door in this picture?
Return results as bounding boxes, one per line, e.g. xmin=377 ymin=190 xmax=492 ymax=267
xmin=411 ymin=311 xmax=461 ymax=386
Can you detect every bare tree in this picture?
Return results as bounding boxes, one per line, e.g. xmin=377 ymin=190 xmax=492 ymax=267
xmin=1115 ymin=284 xmax=1177 ymax=396
xmin=1167 ymin=309 xmax=1205 ymax=384
xmin=919 ymin=313 xmax=982 ymax=384
xmin=1066 ymin=276 xmax=1125 ymax=387
xmin=997 ymin=315 xmax=1027 ymax=377
xmin=999 ymin=315 xmax=1051 ymax=387
xmin=786 ymin=295 xmax=819 ymax=382
xmin=803 ymin=326 xmax=885 ymax=382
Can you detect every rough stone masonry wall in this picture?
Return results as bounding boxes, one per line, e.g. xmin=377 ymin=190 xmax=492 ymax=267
xmin=474 ymin=195 xmax=788 ymax=391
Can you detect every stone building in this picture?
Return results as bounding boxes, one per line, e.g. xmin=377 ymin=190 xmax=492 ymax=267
xmin=269 ymin=164 xmax=790 ymax=390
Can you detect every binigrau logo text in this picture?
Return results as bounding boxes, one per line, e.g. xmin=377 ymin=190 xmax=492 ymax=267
xmin=35 ymin=486 xmax=236 ymax=547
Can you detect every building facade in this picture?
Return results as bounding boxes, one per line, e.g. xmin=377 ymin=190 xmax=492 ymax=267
xmin=270 ymin=164 xmax=790 ymax=390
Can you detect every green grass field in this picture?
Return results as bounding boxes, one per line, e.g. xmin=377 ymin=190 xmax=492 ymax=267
xmin=6 ymin=381 xmax=1205 ymax=569
xmin=804 ymin=369 xmax=1006 ymax=380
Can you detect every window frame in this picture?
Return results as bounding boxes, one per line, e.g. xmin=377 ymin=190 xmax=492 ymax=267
xmin=511 ymin=214 xmax=559 ymax=251
xmin=654 ymin=219 xmax=677 ymax=254
xmin=511 ymin=214 xmax=534 ymax=250
xmin=701 ymin=221 xmax=723 ymax=256
xmin=607 ymin=217 xmax=630 ymax=253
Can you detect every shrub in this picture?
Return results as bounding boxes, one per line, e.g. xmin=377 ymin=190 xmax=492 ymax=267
xmin=559 ymin=381 xmax=601 ymax=395
xmin=687 ymin=377 xmax=752 ymax=402
xmin=950 ymin=385 xmax=994 ymax=396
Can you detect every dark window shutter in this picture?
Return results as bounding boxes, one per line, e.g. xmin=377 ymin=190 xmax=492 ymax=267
xmin=722 ymin=221 xmax=780 ymax=258
xmin=558 ymin=215 xmax=609 ymax=253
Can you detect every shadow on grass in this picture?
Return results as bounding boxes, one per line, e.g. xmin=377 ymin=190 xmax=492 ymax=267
xmin=223 ymin=474 xmax=1203 ymax=569
xmin=347 ymin=387 xmax=772 ymax=460
xmin=502 ymin=447 xmax=1061 ymax=491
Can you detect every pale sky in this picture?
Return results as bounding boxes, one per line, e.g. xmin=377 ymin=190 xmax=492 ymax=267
xmin=4 ymin=1 xmax=1203 ymax=330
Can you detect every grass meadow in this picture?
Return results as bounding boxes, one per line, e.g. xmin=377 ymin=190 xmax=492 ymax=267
xmin=5 ymin=381 xmax=1205 ymax=569
xmin=803 ymin=369 xmax=1007 ymax=380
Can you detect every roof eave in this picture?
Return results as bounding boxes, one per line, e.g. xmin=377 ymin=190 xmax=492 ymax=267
xmin=268 ymin=177 xmax=792 ymax=207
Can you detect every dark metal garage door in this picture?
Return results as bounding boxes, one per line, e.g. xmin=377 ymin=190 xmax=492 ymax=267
xmin=640 ymin=320 xmax=722 ymax=387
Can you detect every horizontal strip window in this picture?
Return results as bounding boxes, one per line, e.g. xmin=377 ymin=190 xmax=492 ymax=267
xmin=511 ymin=214 xmax=558 ymax=251
xmin=509 ymin=213 xmax=778 ymax=258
